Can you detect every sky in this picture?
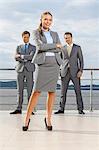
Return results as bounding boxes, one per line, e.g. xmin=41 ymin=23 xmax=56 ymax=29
xmin=0 ymin=0 xmax=99 ymax=79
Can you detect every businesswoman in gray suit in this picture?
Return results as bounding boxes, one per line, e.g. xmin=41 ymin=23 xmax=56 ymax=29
xmin=23 ymin=11 xmax=62 ymax=131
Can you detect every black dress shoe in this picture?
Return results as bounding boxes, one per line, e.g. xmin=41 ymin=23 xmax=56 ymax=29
xmin=32 ymin=112 xmax=35 ymax=115
xmin=44 ymin=118 xmax=52 ymax=131
xmin=10 ymin=109 xmax=22 ymax=114
xmin=54 ymin=110 xmax=64 ymax=114
xmin=78 ymin=110 xmax=85 ymax=114
xmin=22 ymin=119 xmax=30 ymax=131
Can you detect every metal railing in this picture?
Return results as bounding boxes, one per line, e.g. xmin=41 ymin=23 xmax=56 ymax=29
xmin=0 ymin=68 xmax=99 ymax=111
xmin=83 ymin=69 xmax=99 ymax=111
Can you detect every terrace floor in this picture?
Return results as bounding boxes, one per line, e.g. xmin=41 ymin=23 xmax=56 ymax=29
xmin=0 ymin=110 xmax=99 ymax=150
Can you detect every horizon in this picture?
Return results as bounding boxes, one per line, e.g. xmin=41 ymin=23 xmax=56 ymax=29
xmin=0 ymin=0 xmax=99 ymax=79
xmin=0 ymin=78 xmax=99 ymax=87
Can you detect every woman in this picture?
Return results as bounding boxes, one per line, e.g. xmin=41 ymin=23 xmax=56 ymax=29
xmin=22 ymin=11 xmax=62 ymax=131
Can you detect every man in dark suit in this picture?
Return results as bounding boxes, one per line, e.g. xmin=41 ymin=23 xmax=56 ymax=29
xmin=10 ymin=31 xmax=36 ymax=114
xmin=55 ymin=32 xmax=85 ymax=114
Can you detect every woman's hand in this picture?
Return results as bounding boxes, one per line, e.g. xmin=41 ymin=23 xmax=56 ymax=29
xmin=77 ymin=71 xmax=82 ymax=78
xmin=56 ymin=43 xmax=62 ymax=49
xmin=15 ymin=54 xmax=21 ymax=58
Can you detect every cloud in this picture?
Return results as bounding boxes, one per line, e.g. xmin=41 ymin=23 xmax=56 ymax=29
xmin=0 ymin=0 xmax=99 ymax=69
xmin=59 ymin=0 xmax=99 ymax=21
xmin=0 ymin=51 xmax=15 ymax=68
xmin=67 ymin=0 xmax=97 ymax=6
xmin=53 ymin=17 xmax=99 ymax=39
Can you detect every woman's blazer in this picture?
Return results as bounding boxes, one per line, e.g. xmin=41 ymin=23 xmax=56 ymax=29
xmin=32 ymin=29 xmax=63 ymax=65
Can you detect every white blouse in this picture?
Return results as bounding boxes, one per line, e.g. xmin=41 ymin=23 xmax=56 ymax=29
xmin=43 ymin=31 xmax=55 ymax=56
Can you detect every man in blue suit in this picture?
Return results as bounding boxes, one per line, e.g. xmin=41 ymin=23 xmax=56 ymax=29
xmin=10 ymin=31 xmax=36 ymax=114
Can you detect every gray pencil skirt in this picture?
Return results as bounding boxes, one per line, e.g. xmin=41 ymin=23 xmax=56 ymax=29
xmin=33 ymin=56 xmax=60 ymax=92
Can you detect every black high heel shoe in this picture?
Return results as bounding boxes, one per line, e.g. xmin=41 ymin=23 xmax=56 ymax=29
xmin=44 ymin=118 xmax=52 ymax=131
xmin=22 ymin=119 xmax=30 ymax=131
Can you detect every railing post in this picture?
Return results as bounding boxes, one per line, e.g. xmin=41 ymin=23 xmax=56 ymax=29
xmin=90 ymin=70 xmax=93 ymax=111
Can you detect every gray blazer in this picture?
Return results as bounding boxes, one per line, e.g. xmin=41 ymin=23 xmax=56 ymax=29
xmin=32 ymin=29 xmax=63 ymax=66
xmin=15 ymin=43 xmax=36 ymax=73
xmin=61 ymin=44 xmax=84 ymax=77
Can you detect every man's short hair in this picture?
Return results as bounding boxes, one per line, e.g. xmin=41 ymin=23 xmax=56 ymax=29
xmin=22 ymin=31 xmax=30 ymax=37
xmin=64 ymin=32 xmax=72 ymax=37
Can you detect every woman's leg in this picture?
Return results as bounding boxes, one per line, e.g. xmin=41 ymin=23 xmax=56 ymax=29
xmin=24 ymin=91 xmax=41 ymax=126
xmin=46 ymin=92 xmax=55 ymax=126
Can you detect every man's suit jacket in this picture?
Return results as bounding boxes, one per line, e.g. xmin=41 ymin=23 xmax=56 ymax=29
xmin=61 ymin=44 xmax=84 ymax=77
xmin=32 ymin=29 xmax=63 ymax=66
xmin=15 ymin=43 xmax=36 ymax=73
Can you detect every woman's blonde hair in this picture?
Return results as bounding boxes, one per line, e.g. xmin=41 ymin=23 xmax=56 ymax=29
xmin=38 ymin=11 xmax=53 ymax=35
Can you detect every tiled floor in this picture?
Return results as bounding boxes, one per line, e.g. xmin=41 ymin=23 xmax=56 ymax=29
xmin=0 ymin=110 xmax=99 ymax=150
